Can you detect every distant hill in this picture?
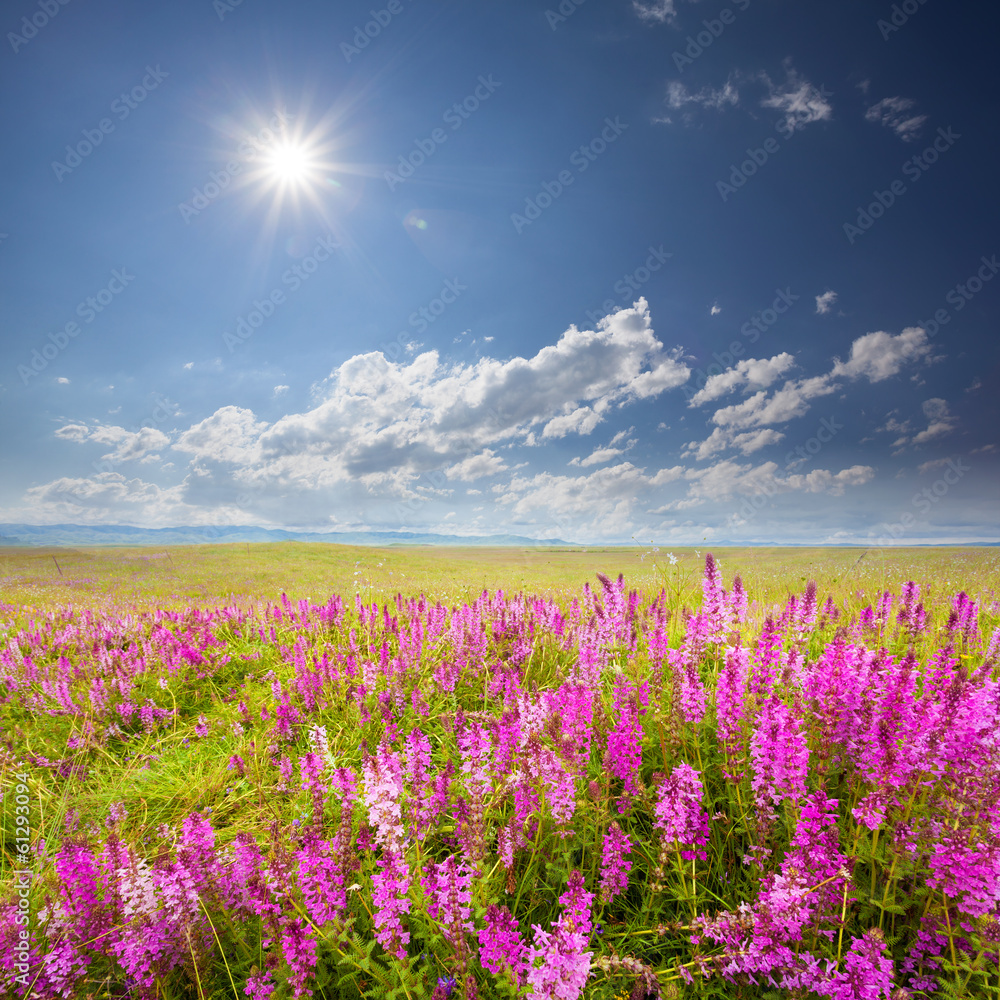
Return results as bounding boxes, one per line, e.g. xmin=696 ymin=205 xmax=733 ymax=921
xmin=0 ymin=523 xmax=576 ymax=548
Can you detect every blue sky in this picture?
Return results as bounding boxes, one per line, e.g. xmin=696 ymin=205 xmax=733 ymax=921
xmin=1 ymin=0 xmax=997 ymax=544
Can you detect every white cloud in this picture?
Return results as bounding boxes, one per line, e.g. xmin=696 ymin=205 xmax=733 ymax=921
xmin=661 ymin=62 xmax=831 ymax=132
xmin=758 ymin=63 xmax=833 ymax=130
xmin=56 ymin=377 xmax=70 ymax=384
xmin=273 ymin=385 xmax=290 ymax=396
xmin=864 ymin=97 xmax=927 ymax=142
xmin=55 ymin=422 xmax=170 ymax=463
xmin=831 ymin=326 xmax=935 ymax=382
xmin=710 ymin=375 xmax=837 ymax=431
xmin=444 ymin=449 xmax=507 ymax=481
xmin=18 ymin=473 xmax=197 ymax=524
xmin=174 ymin=406 xmax=268 ymax=466
xmin=55 ymin=424 xmax=90 ymax=442
xmin=686 ymin=326 xmax=940 ymax=461
xmin=911 ymin=398 xmax=958 ymax=446
xmin=881 ymin=399 xmax=957 ymax=452
xmin=570 ymin=447 xmax=625 ymax=468
xmin=878 ymin=415 xmax=911 ymax=435
xmin=677 ymin=459 xmax=873 ymax=506
xmin=815 ymin=290 xmax=838 ymax=314
xmin=153 ymin=299 xmax=687 ymax=501
xmin=633 ymin=0 xmax=681 ymax=23
xmin=917 ymin=457 xmax=951 ymax=474
xmin=542 ymin=406 xmax=603 ymax=439
xmin=494 ymin=452 xmax=873 ymax=538
xmin=684 ymin=426 xmax=786 ymax=461
xmin=783 ymin=465 xmax=875 ymax=494
xmin=90 ymin=426 xmax=170 ymax=464
xmin=495 ymin=461 xmax=684 ymax=538
xmin=688 ymin=352 xmax=796 ymax=406
xmin=183 ymin=362 xmax=194 ymax=370
xmin=710 ymin=304 xmax=722 ymax=315
xmin=667 ymin=79 xmax=740 ymax=112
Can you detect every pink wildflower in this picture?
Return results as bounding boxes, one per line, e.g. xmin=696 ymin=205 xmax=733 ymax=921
xmin=371 ymin=848 xmax=411 ymax=961
xmin=599 ymin=822 xmax=632 ymax=904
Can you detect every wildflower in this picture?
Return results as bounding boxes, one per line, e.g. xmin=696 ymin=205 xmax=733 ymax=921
xmin=653 ymin=762 xmax=709 ymax=862
xmin=371 ymin=848 xmax=411 ymax=961
xmin=106 ymin=801 xmax=128 ymax=828
xmin=827 ymin=929 xmax=895 ymax=999
xmin=478 ymin=904 xmax=527 ymax=987
xmin=422 ymin=855 xmax=475 ymax=951
xmin=716 ymin=646 xmax=748 ymax=781
xmin=280 ymin=917 xmax=318 ymax=999
xmin=749 ymin=696 xmax=809 ymax=815
xmin=244 ymin=971 xmax=276 ymax=999
xmin=605 ymin=674 xmax=649 ymax=811
xmin=363 ymin=740 xmax=407 ymax=852
xmin=599 ymin=822 xmax=632 ymax=904
xmin=524 ymin=871 xmax=594 ymax=1000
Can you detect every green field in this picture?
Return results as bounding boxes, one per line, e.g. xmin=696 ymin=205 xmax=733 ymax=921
xmin=1 ymin=543 xmax=996 ymax=614
xmin=1 ymin=545 xmax=998 ymax=1000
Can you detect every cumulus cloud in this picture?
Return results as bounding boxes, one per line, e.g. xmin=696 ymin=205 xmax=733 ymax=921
xmin=12 ymin=473 xmax=214 ymax=526
xmin=831 ymin=326 xmax=935 ymax=381
xmin=494 ymin=452 xmax=873 ymax=538
xmin=54 ymin=422 xmax=169 ymax=463
xmin=864 ymin=96 xmax=927 ymax=141
xmin=55 ymin=424 xmax=90 ymax=442
xmin=667 ymin=459 xmax=874 ymax=509
xmin=105 ymin=298 xmax=688 ymax=508
xmin=239 ymin=299 xmax=685 ymax=491
xmin=688 ymin=353 xmax=796 ymax=406
xmin=495 ymin=461 xmax=684 ymax=538
xmin=892 ymin=398 xmax=959 ymax=449
xmin=686 ymin=326 xmax=937 ymax=460
xmin=445 ymin=449 xmax=508 ymax=481
xmin=710 ymin=376 xmax=838 ymax=430
xmin=685 ymin=427 xmax=787 ymax=460
xmin=815 ymin=290 xmax=838 ymax=314
xmin=570 ymin=447 xmax=625 ymax=467
xmin=569 ymin=430 xmax=637 ymax=468
xmin=174 ymin=407 xmax=269 ymax=466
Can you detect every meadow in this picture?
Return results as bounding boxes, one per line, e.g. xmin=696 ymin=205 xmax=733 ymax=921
xmin=0 ymin=544 xmax=998 ymax=1000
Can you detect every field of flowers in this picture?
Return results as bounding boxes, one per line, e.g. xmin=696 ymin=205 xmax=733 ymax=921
xmin=1 ymin=552 xmax=998 ymax=1000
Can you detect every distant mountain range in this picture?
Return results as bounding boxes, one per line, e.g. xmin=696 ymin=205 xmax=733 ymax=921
xmin=0 ymin=523 xmax=576 ymax=548
xmin=1 ymin=524 xmax=995 ymax=549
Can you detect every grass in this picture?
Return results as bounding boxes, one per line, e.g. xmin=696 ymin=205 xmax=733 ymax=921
xmin=1 ymin=542 xmax=997 ymax=613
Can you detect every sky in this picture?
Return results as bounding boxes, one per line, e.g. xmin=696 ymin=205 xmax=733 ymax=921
xmin=0 ymin=0 xmax=997 ymax=545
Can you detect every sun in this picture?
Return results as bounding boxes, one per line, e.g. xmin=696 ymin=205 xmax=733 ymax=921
xmin=265 ymin=142 xmax=314 ymax=185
